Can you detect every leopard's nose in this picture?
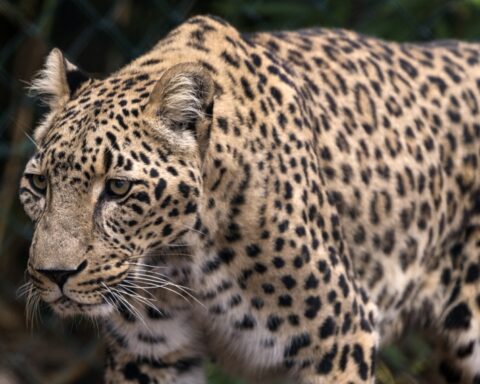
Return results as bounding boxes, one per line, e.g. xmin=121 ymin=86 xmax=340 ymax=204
xmin=35 ymin=260 xmax=87 ymax=290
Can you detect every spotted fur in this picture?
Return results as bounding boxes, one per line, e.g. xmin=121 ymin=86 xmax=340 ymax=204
xmin=20 ymin=15 xmax=480 ymax=383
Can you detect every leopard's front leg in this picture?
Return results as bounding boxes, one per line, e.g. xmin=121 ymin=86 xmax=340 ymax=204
xmin=103 ymin=302 xmax=206 ymax=384
xmin=104 ymin=345 xmax=205 ymax=384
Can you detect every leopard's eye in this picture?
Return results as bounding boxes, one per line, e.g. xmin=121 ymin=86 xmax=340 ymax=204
xmin=106 ymin=179 xmax=132 ymax=198
xmin=27 ymin=174 xmax=47 ymax=194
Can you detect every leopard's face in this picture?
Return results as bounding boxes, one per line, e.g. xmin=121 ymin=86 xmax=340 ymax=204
xmin=20 ymin=54 xmax=213 ymax=317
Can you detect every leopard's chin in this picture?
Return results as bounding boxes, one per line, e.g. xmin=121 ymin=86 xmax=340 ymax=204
xmin=49 ymin=296 xmax=114 ymax=318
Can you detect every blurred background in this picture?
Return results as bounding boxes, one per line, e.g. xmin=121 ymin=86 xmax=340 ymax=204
xmin=1 ymin=0 xmax=480 ymax=383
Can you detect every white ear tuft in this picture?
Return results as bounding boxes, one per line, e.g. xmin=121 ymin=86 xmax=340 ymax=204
xmin=161 ymin=72 xmax=207 ymax=126
xmin=29 ymin=48 xmax=90 ymax=109
xmin=29 ymin=48 xmax=69 ymax=108
xmin=146 ymin=63 xmax=214 ymax=131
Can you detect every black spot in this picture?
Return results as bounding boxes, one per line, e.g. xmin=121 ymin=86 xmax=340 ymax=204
xmin=254 ymin=262 xmax=267 ymax=274
xmin=275 ymin=238 xmax=285 ymax=252
xmin=428 ymin=76 xmax=447 ymax=94
xmin=327 ymin=290 xmax=337 ymax=303
xmin=162 ymin=224 xmax=173 ymax=237
xmin=166 ymin=166 xmax=178 ymax=176
xmin=234 ymin=314 xmax=256 ymax=329
xmin=103 ymin=148 xmax=112 ymax=173
xmin=229 ymin=294 xmax=242 ymax=307
xmin=338 ymin=275 xmax=350 ymax=297
xmin=341 ymin=313 xmax=352 ymax=334
xmin=262 ymin=283 xmax=275 ymax=294
xmin=240 ymin=77 xmax=254 ymax=100
xmin=304 ymin=296 xmax=321 ymax=319
xmin=218 ymin=248 xmax=235 ymax=264
xmin=251 ymin=297 xmax=264 ymax=309
xmin=147 ymin=307 xmax=170 ymax=320
xmin=270 ymin=86 xmax=283 ymax=105
xmin=399 ymin=58 xmax=418 ymax=78
xmin=339 ymin=345 xmax=350 ymax=371
xmin=448 ymin=110 xmax=461 ymax=123
xmin=439 ymin=360 xmax=461 ymax=383
xmin=444 ymin=302 xmax=472 ymax=329
xmin=281 ymin=275 xmax=297 ymax=289
xmin=217 ymin=117 xmax=229 ymax=133
xmin=456 ymin=341 xmax=475 ymax=358
xmin=178 ymin=182 xmax=190 ymax=198
xmin=221 ymin=50 xmax=239 ymax=68
xmin=278 ymin=294 xmax=292 ymax=307
xmin=134 ymin=192 xmax=150 ymax=204
xmin=155 ymin=178 xmax=167 ymax=200
xmin=184 ymin=201 xmax=197 ymax=214
xmin=352 ymin=343 xmax=369 ymax=380
xmin=225 ymin=222 xmax=242 ymax=242
xmin=304 ymin=273 xmax=319 ymax=289
xmin=287 ymin=314 xmax=299 ymax=326
xmin=106 ymin=131 xmax=120 ymax=150
xmin=246 ymin=244 xmax=261 ymax=257
xmin=295 ymin=226 xmax=306 ymax=236
xmin=123 ymin=362 xmax=150 ymax=384
xmin=284 ymin=332 xmax=311 ymax=357
xmin=273 ymin=257 xmax=285 ymax=268
xmin=318 ymin=316 xmax=336 ymax=339
xmin=139 ymin=153 xmax=150 ymax=165
xmin=466 ymin=263 xmax=480 ymax=283
xmin=201 ymin=258 xmax=221 ymax=274
xmin=284 ymin=181 xmax=293 ymax=199
xmin=116 ymin=114 xmax=128 ymax=130
xmin=251 ymin=53 xmax=262 ymax=67
xmin=266 ymin=315 xmax=284 ymax=332
xmin=316 ymin=344 xmax=338 ymax=375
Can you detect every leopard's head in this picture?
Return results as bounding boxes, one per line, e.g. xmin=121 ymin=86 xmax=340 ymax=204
xmin=20 ymin=49 xmax=214 ymax=317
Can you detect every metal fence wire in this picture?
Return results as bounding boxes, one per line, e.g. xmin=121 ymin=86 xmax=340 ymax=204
xmin=0 ymin=1 xmax=480 ymax=383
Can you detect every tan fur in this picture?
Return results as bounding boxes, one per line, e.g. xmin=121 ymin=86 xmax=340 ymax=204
xmin=20 ymin=16 xmax=480 ymax=384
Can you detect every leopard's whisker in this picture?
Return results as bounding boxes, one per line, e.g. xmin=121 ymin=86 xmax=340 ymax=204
xmin=130 ymin=274 xmax=203 ymax=307
xmin=129 ymin=252 xmax=193 ymax=260
xmin=102 ymin=283 xmax=149 ymax=330
xmin=116 ymin=285 xmax=160 ymax=312
xmin=132 ymin=267 xmax=183 ymax=282
xmin=25 ymin=286 xmax=41 ymax=330
xmin=180 ymin=224 xmax=207 ymax=237
xmin=128 ymin=262 xmax=169 ymax=270
xmin=99 ymin=292 xmax=117 ymax=314
xmin=134 ymin=269 xmax=197 ymax=294
xmin=122 ymin=277 xmax=159 ymax=297
xmin=17 ymin=281 xmax=33 ymax=298
xmin=132 ymin=270 xmax=194 ymax=290
xmin=130 ymin=276 xmax=192 ymax=303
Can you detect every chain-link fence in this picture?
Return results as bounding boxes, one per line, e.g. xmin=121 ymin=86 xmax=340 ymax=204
xmin=1 ymin=1 xmax=480 ymax=383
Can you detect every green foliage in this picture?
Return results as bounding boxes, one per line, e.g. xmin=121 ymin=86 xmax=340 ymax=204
xmin=207 ymin=364 xmax=246 ymax=384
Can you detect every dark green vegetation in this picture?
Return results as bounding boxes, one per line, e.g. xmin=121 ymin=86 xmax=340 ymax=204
xmin=1 ymin=1 xmax=479 ymax=383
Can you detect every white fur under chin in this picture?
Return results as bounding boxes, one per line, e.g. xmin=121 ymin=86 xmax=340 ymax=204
xmin=188 ymin=255 xmax=286 ymax=379
xmin=51 ymin=300 xmax=115 ymax=318
xmin=106 ymin=308 xmax=199 ymax=360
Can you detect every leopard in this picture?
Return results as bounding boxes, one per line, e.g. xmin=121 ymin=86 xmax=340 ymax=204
xmin=19 ymin=14 xmax=480 ymax=384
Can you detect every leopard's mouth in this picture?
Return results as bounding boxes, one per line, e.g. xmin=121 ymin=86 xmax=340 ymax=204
xmin=49 ymin=295 xmax=114 ymax=317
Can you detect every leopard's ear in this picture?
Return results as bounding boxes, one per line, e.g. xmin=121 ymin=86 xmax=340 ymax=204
xmin=30 ymin=48 xmax=90 ymax=109
xmin=145 ymin=63 xmax=214 ymax=155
